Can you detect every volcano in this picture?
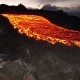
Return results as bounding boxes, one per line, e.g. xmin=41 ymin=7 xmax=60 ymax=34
xmin=2 ymin=14 xmax=80 ymax=47
xmin=0 ymin=4 xmax=80 ymax=80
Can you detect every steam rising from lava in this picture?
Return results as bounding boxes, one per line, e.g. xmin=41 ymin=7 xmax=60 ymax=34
xmin=2 ymin=14 xmax=80 ymax=47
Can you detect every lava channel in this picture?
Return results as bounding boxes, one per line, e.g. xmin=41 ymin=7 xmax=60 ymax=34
xmin=2 ymin=14 xmax=80 ymax=47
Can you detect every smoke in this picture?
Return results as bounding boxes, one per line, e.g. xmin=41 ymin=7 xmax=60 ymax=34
xmin=37 ymin=0 xmax=69 ymax=4
xmin=38 ymin=0 xmax=56 ymax=3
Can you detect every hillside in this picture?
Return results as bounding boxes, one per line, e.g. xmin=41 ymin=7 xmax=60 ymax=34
xmin=0 ymin=4 xmax=80 ymax=31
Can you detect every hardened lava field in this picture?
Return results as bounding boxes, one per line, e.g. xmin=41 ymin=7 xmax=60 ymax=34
xmin=2 ymin=14 xmax=80 ymax=47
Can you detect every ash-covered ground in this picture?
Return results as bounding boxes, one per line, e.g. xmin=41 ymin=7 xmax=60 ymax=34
xmin=0 ymin=15 xmax=80 ymax=80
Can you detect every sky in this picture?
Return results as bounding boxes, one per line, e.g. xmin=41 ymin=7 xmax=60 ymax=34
xmin=0 ymin=0 xmax=80 ymax=9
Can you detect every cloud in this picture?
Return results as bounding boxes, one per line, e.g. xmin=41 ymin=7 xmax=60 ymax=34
xmin=0 ymin=0 xmax=80 ymax=8
xmin=41 ymin=4 xmax=71 ymax=11
xmin=37 ymin=0 xmax=72 ymax=4
xmin=37 ymin=0 xmax=80 ymax=8
xmin=41 ymin=4 xmax=59 ymax=11
xmin=38 ymin=0 xmax=56 ymax=4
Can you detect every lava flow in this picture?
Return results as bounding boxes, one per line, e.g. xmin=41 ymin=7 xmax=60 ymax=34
xmin=2 ymin=14 xmax=80 ymax=47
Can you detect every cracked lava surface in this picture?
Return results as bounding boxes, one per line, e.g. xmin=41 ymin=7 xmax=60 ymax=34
xmin=2 ymin=14 xmax=80 ymax=47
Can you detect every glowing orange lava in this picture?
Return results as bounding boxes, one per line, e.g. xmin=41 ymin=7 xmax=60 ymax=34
xmin=2 ymin=14 xmax=80 ymax=47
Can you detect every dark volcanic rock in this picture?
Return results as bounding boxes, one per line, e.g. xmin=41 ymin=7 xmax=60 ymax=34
xmin=0 ymin=73 xmax=10 ymax=80
xmin=0 ymin=60 xmax=36 ymax=80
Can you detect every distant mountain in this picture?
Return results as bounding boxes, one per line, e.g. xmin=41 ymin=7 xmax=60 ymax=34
xmin=41 ymin=4 xmax=71 ymax=11
xmin=0 ymin=4 xmax=27 ymax=13
xmin=65 ymin=6 xmax=80 ymax=17
xmin=41 ymin=4 xmax=80 ymax=17
xmin=41 ymin=4 xmax=59 ymax=11
xmin=66 ymin=11 xmax=80 ymax=17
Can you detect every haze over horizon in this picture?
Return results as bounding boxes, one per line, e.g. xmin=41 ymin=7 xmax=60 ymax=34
xmin=0 ymin=0 xmax=80 ymax=9
xmin=0 ymin=0 xmax=80 ymax=17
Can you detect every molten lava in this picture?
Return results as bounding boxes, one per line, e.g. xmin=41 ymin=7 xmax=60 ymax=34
xmin=2 ymin=14 xmax=80 ymax=47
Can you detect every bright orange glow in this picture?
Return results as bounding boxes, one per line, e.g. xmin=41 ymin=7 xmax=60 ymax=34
xmin=2 ymin=14 xmax=80 ymax=47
